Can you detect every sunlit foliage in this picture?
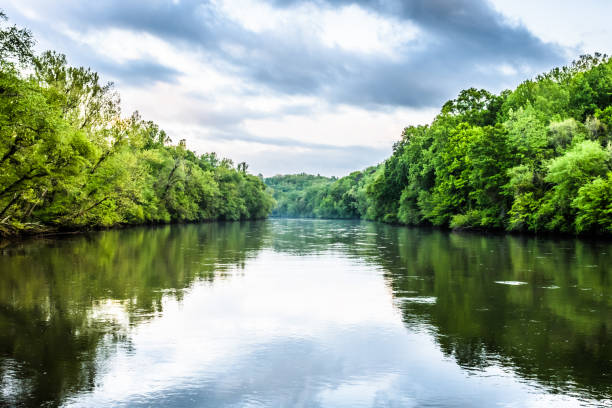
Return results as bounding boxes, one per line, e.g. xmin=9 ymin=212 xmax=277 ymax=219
xmin=0 ymin=14 xmax=274 ymax=236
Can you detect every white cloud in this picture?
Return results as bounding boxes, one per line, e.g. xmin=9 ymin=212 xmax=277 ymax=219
xmin=243 ymin=104 xmax=435 ymax=148
xmin=213 ymin=0 xmax=419 ymax=57
xmin=318 ymin=4 xmax=419 ymax=56
xmin=489 ymin=0 xmax=612 ymax=56
xmin=61 ymin=28 xmax=166 ymax=64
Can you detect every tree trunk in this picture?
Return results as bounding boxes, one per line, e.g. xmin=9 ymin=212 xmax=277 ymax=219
xmin=0 ymin=193 xmax=21 ymax=219
xmin=24 ymin=188 xmax=47 ymax=219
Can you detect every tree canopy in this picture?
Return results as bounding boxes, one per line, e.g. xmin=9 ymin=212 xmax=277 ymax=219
xmin=267 ymin=54 xmax=612 ymax=235
xmin=0 ymin=13 xmax=274 ymax=237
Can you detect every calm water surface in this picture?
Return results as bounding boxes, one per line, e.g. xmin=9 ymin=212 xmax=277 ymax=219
xmin=0 ymin=219 xmax=611 ymax=407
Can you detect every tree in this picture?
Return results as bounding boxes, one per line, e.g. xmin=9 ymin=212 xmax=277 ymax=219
xmin=573 ymin=173 xmax=612 ymax=233
xmin=0 ymin=11 xmax=33 ymax=64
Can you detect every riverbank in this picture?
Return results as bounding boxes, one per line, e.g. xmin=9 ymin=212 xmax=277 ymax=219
xmin=0 ymin=217 xmax=271 ymax=245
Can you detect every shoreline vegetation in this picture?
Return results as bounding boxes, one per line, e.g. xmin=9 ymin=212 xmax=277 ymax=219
xmin=3 ymin=12 xmax=612 ymax=240
xmin=265 ymin=54 xmax=612 ymax=236
xmin=0 ymin=12 xmax=275 ymax=239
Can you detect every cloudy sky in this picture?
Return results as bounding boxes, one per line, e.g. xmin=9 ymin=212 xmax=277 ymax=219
xmin=4 ymin=0 xmax=612 ymax=176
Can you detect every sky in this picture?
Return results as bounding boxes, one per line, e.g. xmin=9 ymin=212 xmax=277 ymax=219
xmin=3 ymin=0 xmax=612 ymax=176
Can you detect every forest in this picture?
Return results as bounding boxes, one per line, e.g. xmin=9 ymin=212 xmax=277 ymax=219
xmin=267 ymin=54 xmax=612 ymax=234
xmin=264 ymin=169 xmax=376 ymax=219
xmin=0 ymin=13 xmax=274 ymax=237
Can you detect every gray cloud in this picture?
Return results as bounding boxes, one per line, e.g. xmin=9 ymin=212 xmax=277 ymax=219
xmin=96 ymin=58 xmax=182 ymax=86
xmin=267 ymin=0 xmax=566 ymax=106
xmin=6 ymin=0 xmax=566 ymax=108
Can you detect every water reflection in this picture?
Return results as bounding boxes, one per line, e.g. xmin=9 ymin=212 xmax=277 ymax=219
xmin=0 ymin=219 xmax=610 ymax=406
xmin=0 ymin=222 xmax=267 ymax=406
xmin=362 ymin=225 xmax=612 ymax=400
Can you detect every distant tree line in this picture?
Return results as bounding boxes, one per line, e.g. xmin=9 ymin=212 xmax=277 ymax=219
xmin=264 ymin=170 xmax=376 ymax=219
xmin=0 ymin=12 xmax=274 ymax=237
xmin=267 ymin=53 xmax=612 ymax=234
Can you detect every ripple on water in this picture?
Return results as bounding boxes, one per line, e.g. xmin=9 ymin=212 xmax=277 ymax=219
xmin=494 ymin=281 xmax=528 ymax=286
xmin=401 ymin=296 xmax=437 ymax=304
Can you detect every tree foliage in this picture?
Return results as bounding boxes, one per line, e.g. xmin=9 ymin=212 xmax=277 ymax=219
xmin=264 ymin=169 xmax=377 ymax=219
xmin=0 ymin=13 xmax=274 ymax=236
xmin=267 ymin=53 xmax=612 ymax=235
xmin=369 ymin=53 xmax=612 ymax=234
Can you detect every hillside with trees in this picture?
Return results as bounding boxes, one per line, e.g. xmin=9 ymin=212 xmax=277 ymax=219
xmin=0 ymin=13 xmax=274 ymax=237
xmin=269 ymin=54 xmax=612 ymax=234
xmin=265 ymin=168 xmax=377 ymax=219
xmin=367 ymin=53 xmax=612 ymax=234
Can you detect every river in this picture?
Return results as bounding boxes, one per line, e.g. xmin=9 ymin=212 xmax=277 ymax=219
xmin=0 ymin=219 xmax=610 ymax=407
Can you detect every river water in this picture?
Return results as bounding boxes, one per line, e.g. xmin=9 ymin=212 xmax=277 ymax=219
xmin=0 ymin=219 xmax=610 ymax=407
